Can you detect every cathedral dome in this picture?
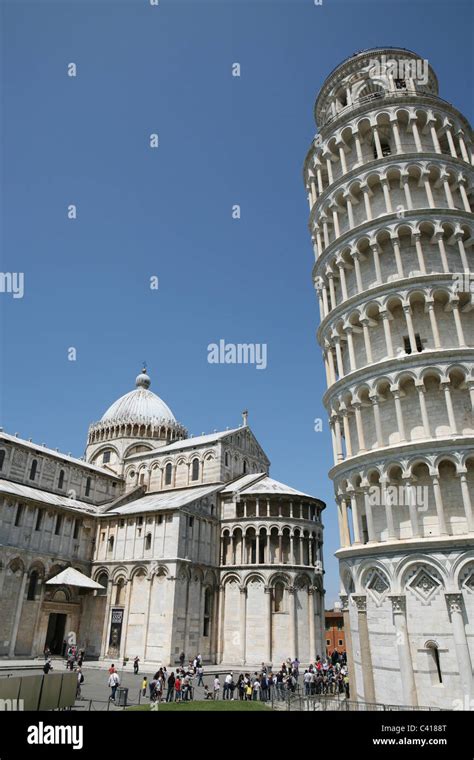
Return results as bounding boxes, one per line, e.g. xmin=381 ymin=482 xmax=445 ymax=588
xmin=87 ymin=367 xmax=187 ymax=451
xmin=101 ymin=369 xmax=176 ymax=425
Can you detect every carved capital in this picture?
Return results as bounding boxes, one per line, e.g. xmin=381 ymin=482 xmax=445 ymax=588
xmin=389 ymin=594 xmax=406 ymax=614
xmin=445 ymin=592 xmax=464 ymax=616
xmin=352 ymin=594 xmax=367 ymax=613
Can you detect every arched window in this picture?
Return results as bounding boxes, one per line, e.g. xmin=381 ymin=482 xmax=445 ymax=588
xmin=29 ymin=459 xmax=38 ymax=480
xmin=85 ymin=477 xmax=91 ymax=497
xmin=203 ymin=587 xmax=212 ymax=637
xmin=108 ymin=536 xmax=114 ymax=552
xmin=58 ymin=470 xmax=65 ymax=489
xmin=145 ymin=533 xmax=152 ymax=550
xmin=96 ymin=572 xmax=108 ymax=596
xmin=0 ymin=450 xmax=5 ymax=471
xmin=243 ymin=460 xmax=248 ymax=474
xmin=27 ymin=571 xmax=39 ymax=600
xmin=115 ymin=578 xmax=125 ymax=605
xmin=192 ymin=458 xmax=199 ymax=481
xmin=274 ymin=582 xmax=285 ymax=613
xmin=225 ymin=452 xmax=229 ymax=467
xmin=165 ymin=463 xmax=172 ymax=485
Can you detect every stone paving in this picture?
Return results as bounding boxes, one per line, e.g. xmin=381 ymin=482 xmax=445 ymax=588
xmin=0 ymin=658 xmax=313 ymax=710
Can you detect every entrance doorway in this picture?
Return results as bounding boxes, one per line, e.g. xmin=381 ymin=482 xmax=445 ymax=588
xmin=45 ymin=613 xmax=67 ymax=654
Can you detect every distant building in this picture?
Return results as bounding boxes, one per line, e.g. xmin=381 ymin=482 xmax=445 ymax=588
xmin=325 ymin=609 xmax=345 ymax=655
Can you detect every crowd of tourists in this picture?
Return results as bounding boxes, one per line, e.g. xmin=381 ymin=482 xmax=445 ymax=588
xmin=129 ymin=650 xmax=349 ymax=704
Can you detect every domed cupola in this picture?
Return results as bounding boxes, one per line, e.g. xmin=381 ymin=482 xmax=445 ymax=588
xmin=86 ymin=367 xmax=188 ymax=460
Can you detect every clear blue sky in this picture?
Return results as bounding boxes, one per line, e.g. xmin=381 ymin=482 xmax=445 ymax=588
xmin=1 ymin=0 xmax=472 ymax=605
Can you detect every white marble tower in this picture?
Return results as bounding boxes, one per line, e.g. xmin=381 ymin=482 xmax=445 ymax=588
xmin=303 ymin=47 xmax=473 ymax=708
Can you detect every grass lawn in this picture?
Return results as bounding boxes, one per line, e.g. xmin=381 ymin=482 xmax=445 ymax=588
xmin=127 ymin=700 xmax=271 ymax=712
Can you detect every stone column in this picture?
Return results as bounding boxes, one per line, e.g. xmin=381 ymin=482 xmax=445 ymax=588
xmin=432 ymin=474 xmax=449 ymax=536
xmin=441 ymin=381 xmax=458 ymax=434
xmin=352 ymin=595 xmax=376 ymax=703
xmin=265 ymin=587 xmax=272 ymax=664
xmin=288 ymin=586 xmax=297 ymax=659
xmin=119 ymin=579 xmax=132 ymax=660
xmin=349 ymin=491 xmax=362 ymax=545
xmin=100 ymin=580 xmax=115 ymax=658
xmin=389 ymin=595 xmax=418 ymax=707
xmin=370 ymin=393 xmax=384 ymax=446
xmin=381 ymin=477 xmax=397 ymax=540
xmin=239 ymin=586 xmax=247 ymax=665
xmin=381 ymin=310 xmax=394 ymax=357
xmin=458 ymin=470 xmax=474 ymax=531
xmin=445 ymin=593 xmax=474 ymax=702
xmin=308 ymin=587 xmax=316 ymax=661
xmin=391 ymin=387 xmax=406 ymax=442
xmin=391 ymin=236 xmax=404 ymax=277
xmin=340 ymin=594 xmax=357 ymax=698
xmin=361 ymin=319 xmax=373 ymax=364
xmin=217 ymin=583 xmax=226 ymax=663
xmin=426 ymin=300 xmax=441 ymax=349
xmin=362 ymin=487 xmax=376 ymax=542
xmin=143 ymin=576 xmax=153 ymax=660
xmin=8 ymin=571 xmax=28 ymax=657
xmin=353 ymin=403 xmax=366 ymax=452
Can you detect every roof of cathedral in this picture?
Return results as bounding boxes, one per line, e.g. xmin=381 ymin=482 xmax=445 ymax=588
xmin=0 ymin=478 xmax=98 ymax=514
xmin=222 ymin=474 xmax=322 ymax=502
xmin=0 ymin=432 xmax=118 ymax=477
xmin=124 ymin=427 xmax=243 ymax=459
xmin=100 ymin=368 xmax=177 ymax=425
xmin=104 ymin=483 xmax=223 ymax=515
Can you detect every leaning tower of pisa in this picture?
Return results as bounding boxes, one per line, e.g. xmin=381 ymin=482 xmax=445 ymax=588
xmin=303 ymin=48 xmax=473 ymax=708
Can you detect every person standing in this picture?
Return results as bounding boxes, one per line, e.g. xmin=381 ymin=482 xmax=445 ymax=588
xmin=108 ymin=670 xmax=120 ymax=702
xmin=224 ymin=672 xmax=233 ymax=700
xmin=76 ymin=667 xmax=84 ymax=699
xmin=141 ymin=677 xmax=148 ymax=697
xmin=174 ymin=676 xmax=182 ymax=702
xmin=213 ymin=676 xmax=220 ymax=700
xmin=166 ymin=672 xmax=175 ymax=702
xmin=133 ymin=656 xmax=140 ymax=675
xmin=179 ymin=651 xmax=185 ymax=668
xmin=196 ymin=665 xmax=204 ymax=687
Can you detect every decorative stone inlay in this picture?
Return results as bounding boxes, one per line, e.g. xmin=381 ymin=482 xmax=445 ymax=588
xmin=366 ymin=568 xmax=390 ymax=604
xmin=407 ymin=567 xmax=442 ymax=605
xmin=461 ymin=570 xmax=474 ymax=594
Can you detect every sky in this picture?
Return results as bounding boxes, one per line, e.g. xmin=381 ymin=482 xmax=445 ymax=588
xmin=1 ymin=0 xmax=473 ymax=605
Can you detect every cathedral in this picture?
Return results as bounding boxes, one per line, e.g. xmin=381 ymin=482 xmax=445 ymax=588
xmin=0 ymin=368 xmax=325 ymax=667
